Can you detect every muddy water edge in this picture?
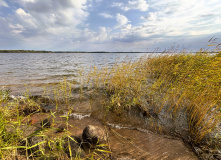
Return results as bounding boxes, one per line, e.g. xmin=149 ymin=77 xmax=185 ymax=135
xmin=9 ymin=88 xmax=204 ymax=160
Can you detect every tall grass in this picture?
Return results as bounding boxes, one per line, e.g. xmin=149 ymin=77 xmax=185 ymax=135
xmin=87 ymin=51 xmax=221 ymax=143
xmin=147 ymin=52 xmax=221 ymax=142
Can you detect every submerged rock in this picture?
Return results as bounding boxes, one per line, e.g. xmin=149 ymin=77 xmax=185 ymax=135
xmin=55 ymin=124 xmax=66 ymax=133
xmin=19 ymin=136 xmax=46 ymax=156
xmin=41 ymin=119 xmax=51 ymax=128
xmin=63 ymin=136 xmax=85 ymax=158
xmin=82 ymin=125 xmax=107 ymax=147
xmin=18 ymin=104 xmax=40 ymax=116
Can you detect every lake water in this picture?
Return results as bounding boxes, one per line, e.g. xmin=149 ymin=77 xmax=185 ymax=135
xmin=0 ymin=53 xmax=148 ymax=94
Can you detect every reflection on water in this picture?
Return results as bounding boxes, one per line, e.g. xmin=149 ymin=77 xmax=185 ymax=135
xmin=0 ymin=53 xmax=148 ymax=94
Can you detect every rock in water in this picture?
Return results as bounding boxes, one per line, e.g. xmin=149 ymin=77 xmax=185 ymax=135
xmin=55 ymin=124 xmax=66 ymax=133
xmin=41 ymin=119 xmax=51 ymax=128
xmin=19 ymin=136 xmax=45 ymax=156
xmin=63 ymin=136 xmax=85 ymax=158
xmin=82 ymin=125 xmax=107 ymax=147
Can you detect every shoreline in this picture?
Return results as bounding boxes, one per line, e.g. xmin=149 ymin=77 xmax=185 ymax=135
xmin=1 ymin=50 xmax=220 ymax=53
xmin=1 ymin=90 xmax=199 ymax=159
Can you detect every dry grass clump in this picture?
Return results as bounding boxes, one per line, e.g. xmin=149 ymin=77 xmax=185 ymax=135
xmin=87 ymin=60 xmax=150 ymax=113
xmin=147 ymin=52 xmax=221 ymax=142
xmin=87 ymin=51 xmax=221 ymax=143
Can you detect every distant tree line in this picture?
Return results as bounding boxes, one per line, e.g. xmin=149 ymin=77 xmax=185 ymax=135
xmin=0 ymin=50 xmax=52 ymax=53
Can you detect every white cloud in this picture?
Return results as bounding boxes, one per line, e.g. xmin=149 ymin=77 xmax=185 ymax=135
xmin=9 ymin=0 xmax=89 ymax=37
xmin=147 ymin=12 xmax=157 ymax=21
xmin=9 ymin=23 xmax=25 ymax=34
xmin=115 ymin=13 xmax=130 ymax=28
xmin=21 ymin=0 xmax=35 ymax=2
xmin=96 ymin=27 xmax=110 ymax=41
xmin=128 ymin=0 xmax=149 ymax=11
xmin=139 ymin=0 xmax=221 ymax=38
xmin=107 ymin=0 xmax=221 ymax=50
xmin=0 ymin=0 xmax=92 ymax=51
xmin=15 ymin=8 xmax=38 ymax=31
xmin=141 ymin=12 xmax=159 ymax=21
xmin=1 ymin=0 xmax=221 ymax=51
xmin=112 ymin=0 xmax=149 ymax=11
xmin=0 ymin=0 xmax=8 ymax=7
xmin=16 ymin=8 xmax=30 ymax=16
xmin=72 ymin=27 xmax=111 ymax=43
xmin=99 ymin=12 xmax=114 ymax=19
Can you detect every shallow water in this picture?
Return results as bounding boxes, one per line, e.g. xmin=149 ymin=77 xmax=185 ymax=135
xmin=0 ymin=53 xmax=148 ymax=94
xmin=26 ymin=98 xmax=199 ymax=160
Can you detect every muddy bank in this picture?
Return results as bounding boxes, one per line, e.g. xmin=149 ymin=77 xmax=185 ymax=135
xmin=3 ymin=86 xmax=220 ymax=160
xmin=5 ymin=92 xmax=200 ymax=160
xmin=22 ymin=110 xmax=198 ymax=159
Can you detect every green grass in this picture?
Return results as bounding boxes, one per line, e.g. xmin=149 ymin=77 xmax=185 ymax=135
xmin=0 ymin=91 xmax=23 ymax=159
xmin=0 ymin=86 xmax=110 ymax=159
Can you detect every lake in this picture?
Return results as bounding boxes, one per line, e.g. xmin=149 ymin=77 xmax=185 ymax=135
xmin=0 ymin=53 xmax=148 ymax=94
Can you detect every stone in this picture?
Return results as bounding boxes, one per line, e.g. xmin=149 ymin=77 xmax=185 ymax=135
xmin=41 ymin=119 xmax=51 ymax=128
xmin=143 ymin=109 xmax=158 ymax=118
xmin=63 ymin=136 xmax=85 ymax=158
xmin=55 ymin=124 xmax=66 ymax=133
xmin=19 ymin=136 xmax=45 ymax=156
xmin=82 ymin=125 xmax=107 ymax=147
xmin=28 ymin=119 xmax=37 ymax=125
xmin=19 ymin=104 xmax=39 ymax=116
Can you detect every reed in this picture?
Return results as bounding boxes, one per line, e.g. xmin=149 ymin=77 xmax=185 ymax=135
xmin=86 ymin=51 xmax=221 ymax=143
xmin=147 ymin=52 xmax=220 ymax=142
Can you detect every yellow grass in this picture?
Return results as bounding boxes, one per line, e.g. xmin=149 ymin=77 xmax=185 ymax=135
xmin=87 ymin=51 xmax=221 ymax=142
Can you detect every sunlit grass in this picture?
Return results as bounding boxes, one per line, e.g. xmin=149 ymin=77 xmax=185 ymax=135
xmin=86 ymin=51 xmax=221 ymax=143
xmin=147 ymin=52 xmax=221 ymax=142
xmin=0 ymin=83 xmax=110 ymax=159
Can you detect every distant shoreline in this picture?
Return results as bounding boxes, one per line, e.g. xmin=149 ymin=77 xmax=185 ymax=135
xmin=0 ymin=50 xmax=219 ymax=53
xmin=0 ymin=50 xmax=154 ymax=53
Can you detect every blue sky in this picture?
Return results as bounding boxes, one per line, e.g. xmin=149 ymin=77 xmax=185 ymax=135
xmin=0 ymin=0 xmax=221 ymax=51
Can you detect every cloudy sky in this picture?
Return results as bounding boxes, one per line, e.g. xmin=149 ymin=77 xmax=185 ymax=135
xmin=0 ymin=0 xmax=221 ymax=51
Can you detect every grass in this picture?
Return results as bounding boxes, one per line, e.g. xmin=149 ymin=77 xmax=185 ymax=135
xmin=0 ymin=85 xmax=110 ymax=159
xmin=0 ymin=50 xmax=220 ymax=159
xmin=147 ymin=52 xmax=220 ymax=142
xmin=86 ymin=51 xmax=221 ymax=143
xmin=0 ymin=90 xmax=23 ymax=159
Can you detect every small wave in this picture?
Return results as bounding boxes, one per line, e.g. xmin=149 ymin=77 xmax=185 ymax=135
xmin=106 ymin=122 xmax=150 ymax=134
xmin=63 ymin=112 xmax=91 ymax=120
xmin=9 ymin=95 xmax=26 ymax=100
xmin=106 ymin=122 xmax=134 ymax=130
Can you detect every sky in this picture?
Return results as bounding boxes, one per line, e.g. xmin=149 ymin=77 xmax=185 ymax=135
xmin=0 ymin=0 xmax=221 ymax=52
